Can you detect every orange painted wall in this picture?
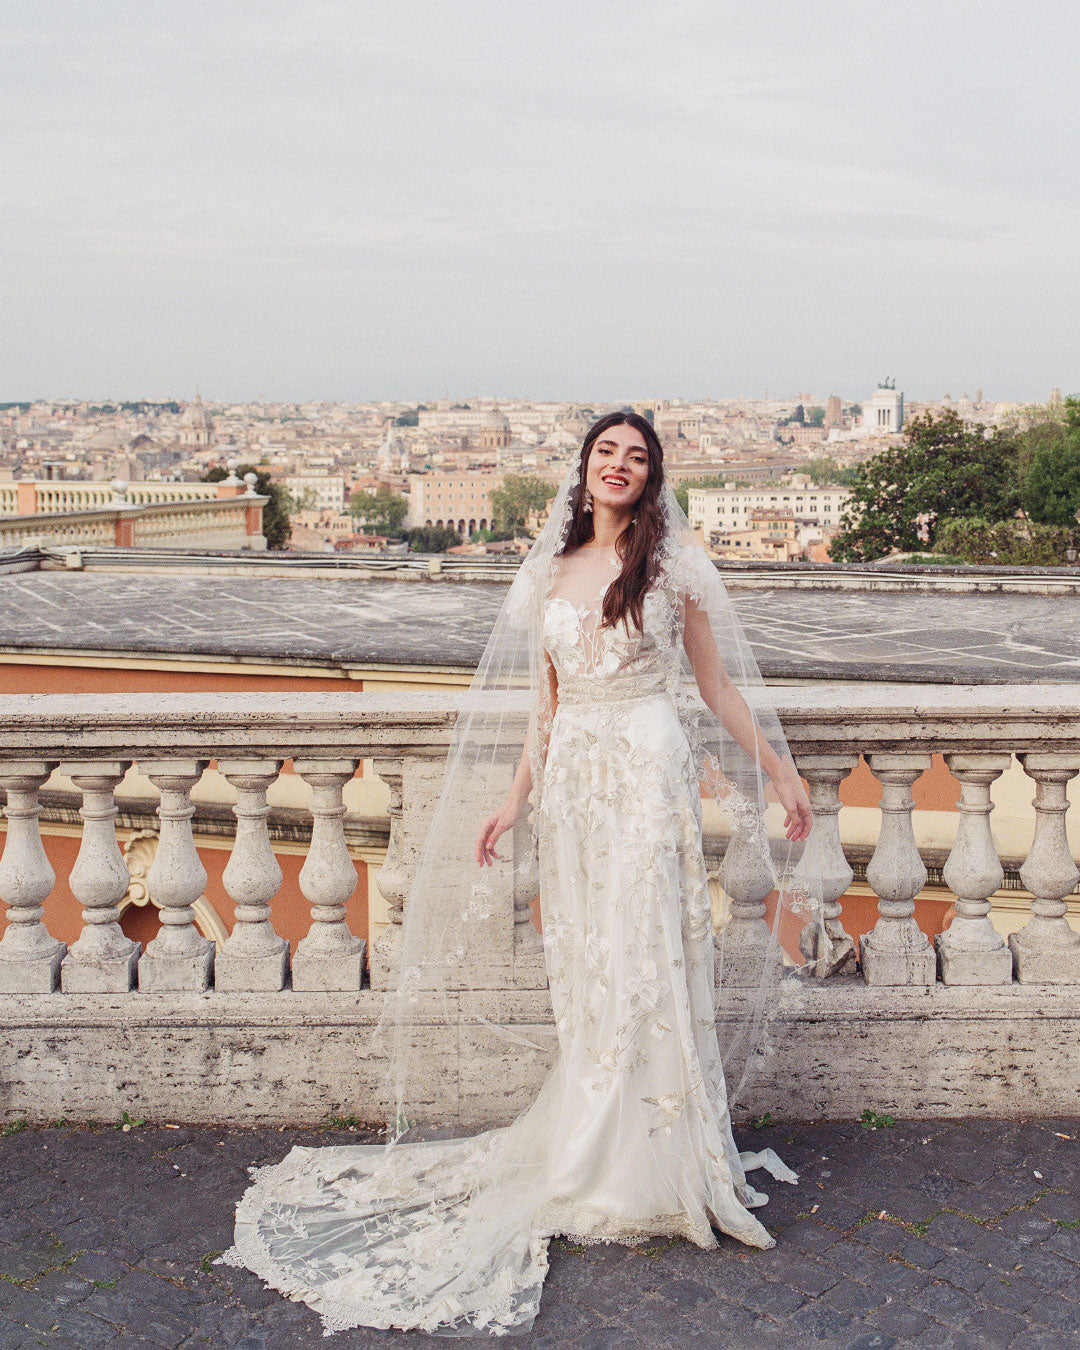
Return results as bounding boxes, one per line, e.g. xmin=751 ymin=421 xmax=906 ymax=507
xmin=0 ymin=663 xmax=360 ymax=695
xmin=841 ymin=753 xmax=959 ymax=812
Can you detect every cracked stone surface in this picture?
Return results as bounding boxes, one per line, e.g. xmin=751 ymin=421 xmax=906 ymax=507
xmin=3 ymin=571 xmax=1080 ymax=682
xmin=1 ymin=1116 xmax=1079 ymax=1348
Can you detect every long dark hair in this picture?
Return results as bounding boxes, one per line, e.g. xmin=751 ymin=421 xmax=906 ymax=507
xmin=561 ymin=411 xmax=665 ymax=633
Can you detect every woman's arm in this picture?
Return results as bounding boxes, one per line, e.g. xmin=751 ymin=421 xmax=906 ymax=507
xmin=475 ymin=654 xmax=559 ymax=865
xmin=682 ymin=595 xmax=812 ymax=841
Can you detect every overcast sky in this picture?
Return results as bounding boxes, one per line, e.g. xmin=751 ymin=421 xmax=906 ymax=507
xmin=3 ymin=2 xmax=1077 ymax=404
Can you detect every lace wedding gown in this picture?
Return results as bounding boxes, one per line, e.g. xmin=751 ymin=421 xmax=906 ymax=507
xmin=221 ymin=543 xmax=797 ymax=1337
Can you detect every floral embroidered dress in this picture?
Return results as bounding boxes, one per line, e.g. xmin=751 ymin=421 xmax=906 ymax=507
xmin=220 ymin=541 xmax=796 ymax=1337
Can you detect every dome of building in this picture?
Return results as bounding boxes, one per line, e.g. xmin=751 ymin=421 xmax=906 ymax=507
xmin=179 ymin=394 xmax=213 ymax=447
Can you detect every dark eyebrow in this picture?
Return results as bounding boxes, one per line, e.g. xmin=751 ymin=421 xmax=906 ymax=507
xmin=596 ymin=438 xmax=646 ymax=451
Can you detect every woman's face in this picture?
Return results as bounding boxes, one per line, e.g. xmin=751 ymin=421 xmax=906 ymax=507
xmin=585 ymin=423 xmax=650 ymax=512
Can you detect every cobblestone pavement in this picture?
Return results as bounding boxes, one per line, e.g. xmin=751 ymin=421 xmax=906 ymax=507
xmin=1 ymin=1115 xmax=1079 ymax=1349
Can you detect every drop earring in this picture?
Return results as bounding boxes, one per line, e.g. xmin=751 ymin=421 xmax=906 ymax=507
xmin=582 ymin=488 xmax=593 ymax=513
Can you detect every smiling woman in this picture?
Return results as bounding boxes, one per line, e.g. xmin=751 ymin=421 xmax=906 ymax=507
xmin=222 ymin=412 xmax=822 ymax=1337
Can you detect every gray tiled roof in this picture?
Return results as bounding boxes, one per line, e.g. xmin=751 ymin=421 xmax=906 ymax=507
xmin=1 ymin=571 xmax=1077 ymax=683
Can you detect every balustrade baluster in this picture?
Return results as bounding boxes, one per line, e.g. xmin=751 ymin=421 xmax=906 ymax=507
xmin=937 ymin=754 xmax=1012 ymax=985
xmin=861 ymin=753 xmax=935 ymax=986
xmin=368 ymin=759 xmax=404 ymax=990
xmin=60 ymin=761 xmax=140 ymax=992
xmin=715 ymin=783 xmax=783 ymax=987
xmin=1009 ymin=755 xmax=1080 ymax=984
xmin=0 ymin=761 xmax=64 ymax=992
xmin=794 ymin=755 xmax=859 ymax=978
xmin=137 ymin=760 xmax=214 ymax=991
xmin=215 ymin=760 xmax=288 ymax=992
xmin=292 ymin=759 xmax=365 ymax=991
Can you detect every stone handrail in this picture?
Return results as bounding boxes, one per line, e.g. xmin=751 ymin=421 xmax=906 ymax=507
xmin=1 ymin=480 xmax=218 ymax=516
xmin=1 ymin=687 xmax=1079 ymax=1124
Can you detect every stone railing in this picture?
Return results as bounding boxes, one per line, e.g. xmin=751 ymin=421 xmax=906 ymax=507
xmin=0 ymin=493 xmax=267 ymax=552
xmin=1 ymin=687 xmax=1079 ymax=1126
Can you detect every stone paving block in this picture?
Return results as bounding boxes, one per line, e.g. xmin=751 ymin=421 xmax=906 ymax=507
xmin=944 ymin=1306 xmax=1028 ymax=1347
xmin=1029 ymin=1289 xmax=1080 ymax=1334
xmin=818 ymin=1278 xmax=887 ymax=1318
xmin=1035 ymin=1191 xmax=1080 ymax=1222
xmin=528 ymin=1293 xmax=604 ymax=1343
xmin=0 ymin=1283 xmax=64 ymax=1335
xmin=749 ymin=1251 xmax=843 ymax=1296
xmin=31 ymin=1267 xmax=95 ymax=1310
xmin=650 ymin=1275 xmax=716 ymax=1312
xmin=737 ymin=1278 xmax=806 ymax=1317
xmin=0 ymin=1318 xmax=57 ymax=1350
xmin=923 ymin=1251 xmax=991 ymax=1290
xmin=845 ymin=1221 xmax=908 ymax=1254
xmin=1044 ymin=1224 xmax=1080 ymax=1265
xmin=606 ymin=1294 xmax=700 ymax=1349
xmin=807 ymin=1198 xmax=870 ymax=1231
xmin=45 ymin=1306 xmax=121 ymax=1349
xmin=864 ymin=1300 xmax=935 ymax=1342
xmin=1009 ymin=1242 xmax=1080 ymax=1290
xmin=71 ymin=1249 xmax=129 ymax=1283
xmin=910 ymin=1278 xmax=983 ymax=1325
xmin=0 ymin=1239 xmax=66 ymax=1282
xmin=1021 ymin=1328 xmax=1080 ymax=1350
xmin=978 ymin=1271 xmax=1043 ymax=1315
xmin=895 ymin=1235 xmax=946 ymax=1269
xmin=787 ymin=1300 xmax=858 ymax=1341
xmin=827 ymin=1240 xmax=893 ymax=1281
xmin=774 ymin=1218 xmax=838 ymax=1252
xmin=571 ymin=1329 xmax=643 ymax=1350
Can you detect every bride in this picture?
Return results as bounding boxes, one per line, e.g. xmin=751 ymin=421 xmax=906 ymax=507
xmin=221 ymin=412 xmax=816 ymax=1337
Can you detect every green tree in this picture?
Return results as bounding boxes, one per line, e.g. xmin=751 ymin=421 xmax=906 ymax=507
xmin=807 ymin=406 xmax=826 ymax=427
xmin=349 ymin=483 xmax=409 ymax=534
xmin=793 ymin=404 xmax=805 ymax=425
xmin=935 ymin=516 xmax=1080 ymax=566
xmin=828 ymin=410 xmax=1021 ymax=562
xmin=406 ymin=525 xmax=461 ymax=553
xmin=803 ymin=456 xmax=858 ymax=486
xmin=394 ymin=410 xmax=419 ymax=427
xmin=201 ymin=464 xmax=293 ymax=549
xmin=489 ymin=474 xmax=557 ymax=534
xmin=1021 ymin=396 xmax=1080 ymax=526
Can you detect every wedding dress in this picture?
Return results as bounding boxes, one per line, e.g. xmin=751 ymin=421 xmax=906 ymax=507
xmin=220 ymin=538 xmax=800 ymax=1338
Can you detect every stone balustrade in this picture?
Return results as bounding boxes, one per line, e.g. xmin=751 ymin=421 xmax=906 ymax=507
xmin=0 ymin=687 xmax=1079 ymax=1125
xmin=0 ymin=487 xmax=267 ymax=551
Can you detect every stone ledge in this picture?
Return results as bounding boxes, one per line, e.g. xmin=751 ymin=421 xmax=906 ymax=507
xmin=1 ymin=979 xmax=1078 ymax=1127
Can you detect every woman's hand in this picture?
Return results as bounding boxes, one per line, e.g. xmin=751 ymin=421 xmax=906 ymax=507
xmin=475 ymin=799 xmax=522 ymax=866
xmin=773 ymin=767 xmax=813 ymax=843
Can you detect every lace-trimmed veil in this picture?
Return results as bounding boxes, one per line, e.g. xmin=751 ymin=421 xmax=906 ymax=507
xmin=375 ymin=448 xmax=825 ymax=1141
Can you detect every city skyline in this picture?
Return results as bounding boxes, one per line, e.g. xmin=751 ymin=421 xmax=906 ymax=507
xmin=4 ymin=3 xmax=1078 ymax=403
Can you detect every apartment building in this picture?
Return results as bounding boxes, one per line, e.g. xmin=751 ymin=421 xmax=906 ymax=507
xmin=687 ymin=477 xmax=851 ymax=537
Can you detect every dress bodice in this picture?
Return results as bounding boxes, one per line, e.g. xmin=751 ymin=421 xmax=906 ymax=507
xmin=542 ymin=551 xmax=681 ymax=705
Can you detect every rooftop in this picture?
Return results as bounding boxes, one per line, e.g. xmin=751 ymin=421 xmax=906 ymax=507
xmin=2 ymin=561 xmax=1080 ymax=683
